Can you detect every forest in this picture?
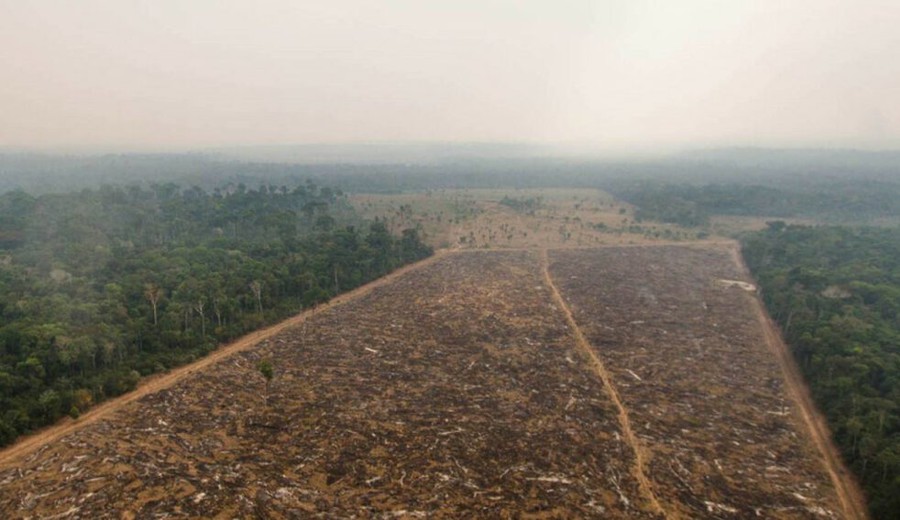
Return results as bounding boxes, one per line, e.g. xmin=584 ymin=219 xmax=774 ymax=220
xmin=607 ymin=180 xmax=900 ymax=227
xmin=0 ymin=182 xmax=432 ymax=446
xmin=742 ymin=224 xmax=900 ymax=518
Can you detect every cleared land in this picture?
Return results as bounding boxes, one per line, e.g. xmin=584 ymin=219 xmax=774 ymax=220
xmin=0 ymin=246 xmax=856 ymax=518
xmin=352 ymin=188 xmax=703 ymax=250
xmin=550 ymin=246 xmax=850 ymax=519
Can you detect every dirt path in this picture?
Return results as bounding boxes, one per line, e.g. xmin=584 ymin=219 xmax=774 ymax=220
xmin=0 ymin=250 xmax=451 ymax=470
xmin=726 ymin=242 xmax=869 ymax=520
xmin=540 ymin=249 xmax=670 ymax=519
xmin=452 ymin=239 xmax=738 ymax=253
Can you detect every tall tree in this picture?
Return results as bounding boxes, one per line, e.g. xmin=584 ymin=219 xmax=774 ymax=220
xmin=144 ymin=283 xmax=162 ymax=326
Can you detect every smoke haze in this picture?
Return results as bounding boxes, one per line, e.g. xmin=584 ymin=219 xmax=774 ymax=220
xmin=2 ymin=0 xmax=898 ymax=152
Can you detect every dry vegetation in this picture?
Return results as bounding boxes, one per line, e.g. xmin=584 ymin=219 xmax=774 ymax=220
xmin=352 ymin=189 xmax=703 ymax=250
xmin=0 ymin=245 xmax=849 ymax=519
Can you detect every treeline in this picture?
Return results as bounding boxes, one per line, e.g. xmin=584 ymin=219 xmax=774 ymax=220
xmin=607 ymin=181 xmax=900 ymax=227
xmin=742 ymin=224 xmax=900 ymax=518
xmin=0 ymin=183 xmax=432 ymax=446
xmin=5 ymin=150 xmax=900 ymax=199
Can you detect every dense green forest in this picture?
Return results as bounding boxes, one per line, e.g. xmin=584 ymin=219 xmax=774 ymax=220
xmin=742 ymin=225 xmax=900 ymax=518
xmin=608 ymin=181 xmax=900 ymax=227
xmin=0 ymin=183 xmax=432 ymax=446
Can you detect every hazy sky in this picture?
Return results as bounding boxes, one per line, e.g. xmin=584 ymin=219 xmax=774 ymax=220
xmin=2 ymin=0 xmax=898 ymax=151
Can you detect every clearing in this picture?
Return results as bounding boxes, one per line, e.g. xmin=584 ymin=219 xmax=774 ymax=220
xmin=0 ymin=244 xmax=863 ymax=518
xmin=351 ymin=188 xmax=704 ymax=250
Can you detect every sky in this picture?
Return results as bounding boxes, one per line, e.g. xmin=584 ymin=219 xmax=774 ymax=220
xmin=1 ymin=0 xmax=899 ymax=152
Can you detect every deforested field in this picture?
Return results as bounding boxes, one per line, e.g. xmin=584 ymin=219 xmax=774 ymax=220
xmin=549 ymin=247 xmax=847 ymax=519
xmin=0 ymin=246 xmax=851 ymax=519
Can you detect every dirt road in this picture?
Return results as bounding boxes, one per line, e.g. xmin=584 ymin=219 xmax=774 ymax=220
xmin=0 ymin=250 xmax=451 ymax=470
xmin=727 ymin=242 xmax=869 ymax=520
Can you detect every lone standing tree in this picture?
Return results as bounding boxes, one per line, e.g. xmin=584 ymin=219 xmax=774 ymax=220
xmin=257 ymin=359 xmax=274 ymax=406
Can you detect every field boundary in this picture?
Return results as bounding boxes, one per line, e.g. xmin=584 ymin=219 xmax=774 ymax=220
xmin=540 ymin=248 xmax=669 ymax=519
xmin=0 ymin=250 xmax=451 ymax=469
xmin=728 ymin=243 xmax=869 ymax=520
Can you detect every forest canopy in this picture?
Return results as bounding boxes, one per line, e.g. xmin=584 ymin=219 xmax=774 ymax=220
xmin=607 ymin=181 xmax=900 ymax=227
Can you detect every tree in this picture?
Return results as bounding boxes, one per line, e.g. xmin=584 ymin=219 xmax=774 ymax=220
xmin=257 ymin=359 xmax=274 ymax=406
xmin=249 ymin=281 xmax=263 ymax=314
xmin=144 ymin=283 xmax=162 ymax=326
xmin=38 ymin=389 xmax=61 ymax=421
xmin=195 ymin=298 xmax=206 ymax=340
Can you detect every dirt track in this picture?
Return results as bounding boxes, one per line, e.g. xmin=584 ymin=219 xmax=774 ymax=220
xmin=540 ymin=249 xmax=668 ymax=518
xmin=727 ymin=243 xmax=869 ymax=520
